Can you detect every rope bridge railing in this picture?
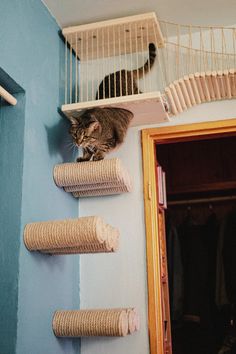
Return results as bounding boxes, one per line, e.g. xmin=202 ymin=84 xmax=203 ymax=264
xmin=156 ymin=21 xmax=236 ymax=114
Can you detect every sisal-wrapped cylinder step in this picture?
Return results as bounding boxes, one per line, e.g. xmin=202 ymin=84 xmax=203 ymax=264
xmin=53 ymin=158 xmax=132 ymax=197
xmin=24 ymin=216 xmax=119 ymax=254
xmin=52 ymin=308 xmax=139 ymax=337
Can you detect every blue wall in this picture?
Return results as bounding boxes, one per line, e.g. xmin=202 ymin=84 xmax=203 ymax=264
xmin=0 ymin=1 xmax=80 ymax=353
xmin=0 ymin=90 xmax=25 ymax=354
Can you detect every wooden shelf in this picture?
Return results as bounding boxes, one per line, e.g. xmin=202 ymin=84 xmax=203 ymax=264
xmin=62 ymin=12 xmax=165 ymax=61
xmin=62 ymin=91 xmax=170 ymax=127
xmin=168 ymin=181 xmax=236 ymax=197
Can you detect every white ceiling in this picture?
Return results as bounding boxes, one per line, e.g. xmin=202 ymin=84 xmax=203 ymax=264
xmin=43 ymin=0 xmax=236 ymax=29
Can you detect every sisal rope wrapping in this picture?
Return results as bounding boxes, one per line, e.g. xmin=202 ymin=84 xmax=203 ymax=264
xmin=72 ymin=185 xmax=131 ymax=197
xmin=52 ymin=309 xmax=129 ymax=337
xmin=53 ymin=159 xmax=132 ymax=197
xmin=24 ymin=216 xmax=119 ymax=254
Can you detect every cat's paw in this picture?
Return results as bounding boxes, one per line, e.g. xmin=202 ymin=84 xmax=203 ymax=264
xmin=76 ymin=157 xmax=89 ymax=162
xmin=92 ymin=156 xmax=104 ymax=161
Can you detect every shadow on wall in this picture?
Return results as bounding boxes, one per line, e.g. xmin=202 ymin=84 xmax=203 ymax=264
xmin=44 ymin=35 xmax=79 ymax=164
xmin=44 ymin=115 xmax=79 ymax=163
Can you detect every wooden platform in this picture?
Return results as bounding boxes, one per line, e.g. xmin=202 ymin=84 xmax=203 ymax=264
xmin=62 ymin=12 xmax=165 ymax=61
xmin=61 ymin=91 xmax=170 ymax=127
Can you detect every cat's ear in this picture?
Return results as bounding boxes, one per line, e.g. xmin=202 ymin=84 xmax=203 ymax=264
xmin=88 ymin=121 xmax=101 ymax=133
xmin=67 ymin=116 xmax=78 ymax=125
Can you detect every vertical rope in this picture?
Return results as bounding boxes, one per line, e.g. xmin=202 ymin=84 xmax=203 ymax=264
xmin=107 ymin=27 xmax=111 ymax=98
xmin=102 ymin=27 xmax=105 ymax=99
xmin=70 ymin=34 xmax=72 ymax=104
xmin=164 ymin=21 xmax=170 ymax=84
xmin=91 ymin=31 xmax=94 ymax=100
xmin=75 ymin=33 xmax=78 ymax=103
xmin=124 ymin=24 xmax=128 ymax=95
xmin=177 ymin=24 xmax=180 ymax=79
xmin=146 ymin=20 xmax=151 ymax=92
xmin=80 ymin=31 xmax=83 ymax=102
xmin=221 ymin=27 xmax=224 ymax=71
xmin=86 ymin=31 xmax=89 ymax=101
xmin=129 ymin=23 xmax=134 ymax=95
xmin=135 ymin=23 xmax=140 ymax=87
xmin=210 ymin=28 xmax=214 ymax=71
xmin=96 ymin=29 xmax=99 ymax=100
xmin=113 ymin=25 xmax=116 ymax=97
xmin=140 ymin=22 xmax=146 ymax=92
xmin=187 ymin=26 xmax=191 ymax=74
xmin=153 ymin=22 xmax=165 ymax=91
xmin=200 ymin=27 xmax=203 ymax=72
xmin=174 ymin=26 xmax=178 ymax=81
xmin=118 ymin=25 xmax=122 ymax=96
xmin=65 ymin=35 xmax=68 ymax=104
xmin=222 ymin=28 xmax=228 ymax=70
xmin=233 ymin=28 xmax=236 ymax=69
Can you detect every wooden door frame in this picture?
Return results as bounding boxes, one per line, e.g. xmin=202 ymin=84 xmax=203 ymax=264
xmin=141 ymin=118 xmax=236 ymax=354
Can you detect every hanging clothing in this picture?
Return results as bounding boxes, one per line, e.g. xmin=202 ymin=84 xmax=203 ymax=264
xmin=166 ymin=219 xmax=184 ymax=321
xmin=216 ymin=217 xmax=230 ymax=307
xmin=222 ymin=209 xmax=236 ymax=306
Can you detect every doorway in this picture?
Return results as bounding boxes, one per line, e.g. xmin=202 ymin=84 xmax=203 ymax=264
xmin=141 ymin=118 xmax=236 ymax=354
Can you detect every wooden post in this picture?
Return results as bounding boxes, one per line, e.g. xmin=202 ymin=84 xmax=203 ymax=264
xmin=178 ymin=79 xmax=192 ymax=108
xmin=0 ymin=86 xmax=17 ymax=106
xmin=189 ymin=74 xmax=201 ymax=104
xmin=211 ymin=71 xmax=221 ymax=100
xmin=183 ymin=75 xmax=196 ymax=105
xmin=169 ymin=84 xmax=183 ymax=113
xmin=217 ymin=70 xmax=226 ymax=99
xmin=194 ymin=73 xmax=206 ymax=102
xmin=165 ymin=87 xmax=178 ymax=115
xmin=174 ymin=80 xmax=187 ymax=110
xmin=223 ymin=70 xmax=232 ymax=99
xmin=199 ymin=72 xmax=211 ymax=102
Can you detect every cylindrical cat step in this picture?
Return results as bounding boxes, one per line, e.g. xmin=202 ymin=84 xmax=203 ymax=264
xmin=52 ymin=308 xmax=139 ymax=337
xmin=24 ymin=216 xmax=119 ymax=254
xmin=53 ymin=158 xmax=132 ymax=197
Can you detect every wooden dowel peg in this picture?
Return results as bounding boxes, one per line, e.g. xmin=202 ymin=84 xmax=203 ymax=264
xmin=165 ymin=87 xmax=178 ymax=115
xmin=194 ymin=73 xmax=206 ymax=102
xmin=199 ymin=72 xmax=211 ymax=102
xmin=217 ymin=70 xmax=226 ymax=99
xmin=174 ymin=80 xmax=187 ymax=110
xmin=183 ymin=75 xmax=196 ymax=106
xmin=205 ymin=72 xmax=216 ymax=100
xmin=178 ymin=79 xmax=192 ymax=108
xmin=223 ymin=70 xmax=232 ymax=99
xmin=211 ymin=71 xmax=221 ymax=100
xmin=189 ymin=74 xmax=201 ymax=104
xmin=0 ymin=85 xmax=17 ymax=106
xmin=169 ymin=84 xmax=183 ymax=113
xmin=229 ymin=69 xmax=236 ymax=97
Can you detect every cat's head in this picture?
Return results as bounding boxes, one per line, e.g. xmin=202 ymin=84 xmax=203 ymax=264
xmin=67 ymin=111 xmax=101 ymax=148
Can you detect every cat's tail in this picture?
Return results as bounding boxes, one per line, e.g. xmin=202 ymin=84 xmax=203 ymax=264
xmin=132 ymin=43 xmax=156 ymax=79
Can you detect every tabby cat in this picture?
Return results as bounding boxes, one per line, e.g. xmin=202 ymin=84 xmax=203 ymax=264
xmin=68 ymin=107 xmax=133 ymax=161
xmin=96 ymin=42 xmax=156 ymax=99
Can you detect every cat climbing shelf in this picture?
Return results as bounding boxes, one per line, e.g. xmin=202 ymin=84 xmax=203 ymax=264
xmin=24 ymin=216 xmax=119 ymax=255
xmin=61 ymin=12 xmax=170 ymax=126
xmin=53 ymin=158 xmax=133 ymax=197
xmin=53 ymin=308 xmax=140 ymax=337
